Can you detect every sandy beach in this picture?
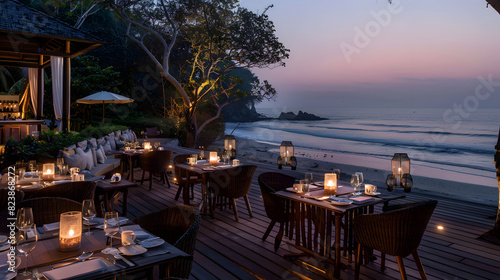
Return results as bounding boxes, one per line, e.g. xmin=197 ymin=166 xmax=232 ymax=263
xmin=208 ymin=137 xmax=499 ymax=207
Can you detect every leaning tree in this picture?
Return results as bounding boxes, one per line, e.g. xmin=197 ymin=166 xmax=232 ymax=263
xmin=106 ymin=0 xmax=289 ymax=147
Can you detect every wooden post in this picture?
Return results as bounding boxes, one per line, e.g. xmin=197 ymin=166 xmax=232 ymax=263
xmin=36 ymin=55 xmax=43 ymax=120
xmin=62 ymin=41 xmax=71 ymax=132
xmin=492 ymin=126 xmax=500 ymax=237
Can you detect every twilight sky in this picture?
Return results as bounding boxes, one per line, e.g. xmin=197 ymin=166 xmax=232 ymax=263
xmin=238 ymin=0 xmax=500 ymax=111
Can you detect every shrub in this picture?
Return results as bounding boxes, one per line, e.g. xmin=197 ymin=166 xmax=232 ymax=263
xmin=78 ymin=125 xmax=128 ymax=139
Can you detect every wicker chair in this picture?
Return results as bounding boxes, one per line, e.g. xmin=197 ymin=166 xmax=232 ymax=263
xmin=134 ymin=205 xmax=201 ymax=279
xmin=24 ymin=181 xmax=96 ymax=204
xmin=173 ymin=154 xmax=203 ymax=201
xmin=258 ymin=172 xmax=296 ymax=251
xmin=20 ymin=197 xmax=82 ymax=225
xmin=354 ymin=200 xmax=438 ymax=280
xmin=138 ymin=150 xmax=173 ymax=191
xmin=208 ymin=165 xmax=257 ymax=222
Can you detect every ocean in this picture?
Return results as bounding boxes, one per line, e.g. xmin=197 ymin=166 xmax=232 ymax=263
xmin=225 ymin=107 xmax=500 ymax=182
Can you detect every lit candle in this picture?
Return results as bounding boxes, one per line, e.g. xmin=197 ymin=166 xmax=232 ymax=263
xmin=209 ymin=152 xmax=218 ymax=166
xmin=324 ymin=173 xmax=337 ymax=195
xmin=59 ymin=211 xmax=82 ymax=251
xmin=143 ymin=142 xmax=151 ymax=151
xmin=42 ymin=163 xmax=55 ymax=180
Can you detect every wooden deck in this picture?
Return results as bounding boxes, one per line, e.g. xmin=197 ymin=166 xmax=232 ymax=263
xmin=115 ymin=145 xmax=500 ymax=280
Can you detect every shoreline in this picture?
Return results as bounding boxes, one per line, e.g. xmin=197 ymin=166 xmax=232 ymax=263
xmin=210 ymin=137 xmax=499 ymax=206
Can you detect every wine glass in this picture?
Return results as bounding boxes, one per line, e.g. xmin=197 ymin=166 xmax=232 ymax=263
xmin=355 ymin=172 xmax=364 ymax=187
xmin=104 ymin=212 xmax=120 ymax=249
xmin=16 ymin=224 xmax=38 ymax=277
xmin=16 ymin=207 xmax=34 ymax=230
xmin=28 ymin=160 xmax=36 ymax=178
xmin=82 ymin=200 xmax=96 ymax=235
xmin=333 ymin=169 xmax=341 ymax=180
xmin=350 ymin=174 xmax=361 ymax=196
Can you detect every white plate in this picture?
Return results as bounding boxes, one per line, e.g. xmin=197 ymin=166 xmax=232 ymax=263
xmin=328 ymin=198 xmax=353 ymax=205
xmin=0 ymin=235 xmax=7 ymax=243
xmin=314 ymin=196 xmax=331 ymax=201
xmin=119 ymin=245 xmax=147 ymax=256
xmin=365 ymin=192 xmax=381 ymax=196
xmin=140 ymin=238 xmax=165 ymax=248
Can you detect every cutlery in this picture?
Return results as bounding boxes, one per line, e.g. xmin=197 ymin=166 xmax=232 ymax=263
xmin=114 ymin=253 xmax=135 ymax=267
xmin=105 ymin=257 xmax=126 ymax=269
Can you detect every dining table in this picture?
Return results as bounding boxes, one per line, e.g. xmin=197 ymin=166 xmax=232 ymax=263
xmin=174 ymin=160 xmax=235 ymax=213
xmin=118 ymin=149 xmax=149 ymax=182
xmin=274 ymin=183 xmax=405 ymax=279
xmin=0 ymin=222 xmax=190 ymax=279
xmin=95 ymin=179 xmax=137 ymax=216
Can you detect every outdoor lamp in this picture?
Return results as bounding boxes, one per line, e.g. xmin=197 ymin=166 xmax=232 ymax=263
xmin=277 ymin=141 xmax=297 ymax=170
xmin=59 ymin=211 xmax=82 ymax=251
xmin=324 ymin=173 xmax=337 ymax=196
xmin=386 ymin=153 xmax=412 ymax=192
xmin=42 ymin=163 xmax=55 ymax=180
xmin=209 ymin=151 xmax=218 ymax=166
xmin=224 ymin=135 xmax=236 ymax=159
xmin=143 ymin=142 xmax=151 ymax=151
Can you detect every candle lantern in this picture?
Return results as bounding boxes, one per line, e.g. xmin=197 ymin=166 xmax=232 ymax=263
xmin=277 ymin=141 xmax=297 ymax=170
xmin=224 ymin=135 xmax=236 ymax=160
xmin=209 ymin=151 xmax=218 ymax=166
xmin=386 ymin=153 xmax=412 ymax=192
xmin=59 ymin=211 xmax=82 ymax=251
xmin=42 ymin=163 xmax=55 ymax=180
xmin=143 ymin=142 xmax=151 ymax=151
xmin=324 ymin=173 xmax=338 ymax=196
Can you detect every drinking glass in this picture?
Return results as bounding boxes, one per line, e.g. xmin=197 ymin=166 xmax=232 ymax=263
xmin=300 ymin=180 xmax=310 ymax=196
xmin=28 ymin=160 xmax=36 ymax=177
xmin=82 ymin=200 xmax=96 ymax=235
xmin=350 ymin=174 xmax=361 ymax=195
xmin=16 ymin=224 xmax=38 ymax=277
xmin=333 ymin=169 xmax=341 ymax=180
xmin=104 ymin=212 xmax=120 ymax=248
xmin=16 ymin=207 xmax=34 ymax=230
xmin=355 ymin=172 xmax=364 ymax=187
xmin=402 ymin=174 xmax=413 ymax=188
xmin=305 ymin=173 xmax=313 ymax=185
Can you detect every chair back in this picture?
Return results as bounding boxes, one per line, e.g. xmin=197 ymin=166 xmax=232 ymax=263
xmin=208 ymin=165 xmax=257 ymax=198
xmin=258 ymin=172 xmax=296 ymax=223
xmin=354 ymin=200 xmax=437 ymax=257
xmin=20 ymin=197 xmax=82 ymax=225
xmin=134 ymin=205 xmax=201 ymax=279
xmin=138 ymin=150 xmax=173 ymax=173
xmin=25 ymin=181 xmax=96 ymax=204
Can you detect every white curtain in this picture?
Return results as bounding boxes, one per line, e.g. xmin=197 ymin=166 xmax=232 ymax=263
xmin=51 ymin=56 xmax=63 ymax=120
xmin=28 ymin=68 xmax=44 ymax=118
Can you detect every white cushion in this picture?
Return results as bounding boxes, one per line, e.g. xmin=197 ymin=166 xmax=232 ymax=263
xmin=76 ymin=147 xmax=94 ymax=170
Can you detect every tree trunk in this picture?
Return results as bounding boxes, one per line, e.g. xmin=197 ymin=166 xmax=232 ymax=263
xmin=492 ymin=126 xmax=500 ymax=237
xmin=184 ymin=113 xmax=198 ymax=148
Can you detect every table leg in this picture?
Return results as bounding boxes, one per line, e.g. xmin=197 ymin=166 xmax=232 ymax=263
xmin=183 ymin=172 xmax=191 ymax=205
xmin=122 ymin=189 xmax=128 ymax=216
xmin=334 ymin=213 xmax=342 ymax=279
xmin=128 ymin=156 xmax=134 ymax=181
xmin=104 ymin=191 xmax=112 ymax=213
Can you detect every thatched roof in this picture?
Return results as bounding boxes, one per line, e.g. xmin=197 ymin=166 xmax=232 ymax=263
xmin=0 ymin=0 xmax=104 ymax=68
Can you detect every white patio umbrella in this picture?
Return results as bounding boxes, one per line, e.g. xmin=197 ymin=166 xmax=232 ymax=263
xmin=76 ymin=91 xmax=134 ymax=125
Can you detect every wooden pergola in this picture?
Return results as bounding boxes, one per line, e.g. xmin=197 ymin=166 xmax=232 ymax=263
xmin=0 ymin=0 xmax=104 ymax=132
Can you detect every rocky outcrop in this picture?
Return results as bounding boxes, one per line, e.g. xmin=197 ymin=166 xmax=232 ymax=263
xmin=278 ymin=111 xmax=327 ymax=121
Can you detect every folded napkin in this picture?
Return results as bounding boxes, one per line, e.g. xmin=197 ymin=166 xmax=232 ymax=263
xmin=21 ymin=184 xmax=42 ymax=189
xmin=43 ymin=258 xmax=108 ymax=280
xmin=43 ymin=222 xmax=60 ymax=232
xmin=202 ymin=167 xmax=217 ymax=171
xmin=196 ymin=160 xmax=208 ymax=164
xmin=52 ymin=180 xmax=72 ymax=185
xmin=120 ymin=225 xmax=152 ymax=239
xmin=328 ymin=197 xmax=351 ymax=203
xmin=143 ymin=248 xmax=169 ymax=257
xmin=96 ymin=217 xmax=129 ymax=229
xmin=349 ymin=196 xmax=375 ymax=204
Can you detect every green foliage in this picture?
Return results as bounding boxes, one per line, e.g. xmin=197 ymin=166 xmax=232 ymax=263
xmin=78 ymin=125 xmax=128 ymax=139
xmin=1 ymin=131 xmax=87 ymax=169
xmin=111 ymin=112 xmax=179 ymax=139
